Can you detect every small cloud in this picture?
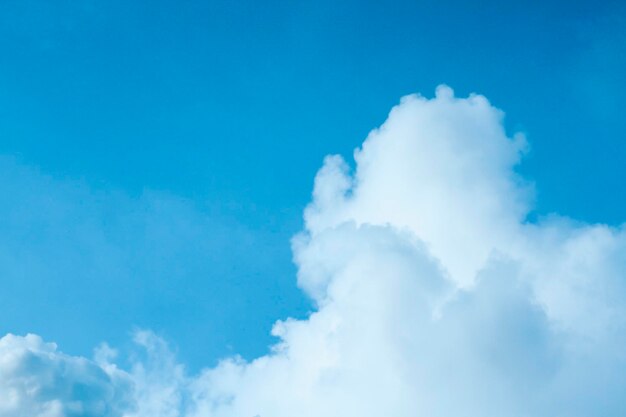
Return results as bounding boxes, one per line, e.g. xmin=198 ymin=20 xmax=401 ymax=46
xmin=0 ymin=333 xmax=132 ymax=417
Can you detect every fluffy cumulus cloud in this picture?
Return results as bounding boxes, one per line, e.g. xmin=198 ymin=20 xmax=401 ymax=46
xmin=2 ymin=86 xmax=626 ymax=416
xmin=0 ymin=334 xmax=131 ymax=417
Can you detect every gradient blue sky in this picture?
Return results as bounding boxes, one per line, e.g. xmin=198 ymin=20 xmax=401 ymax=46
xmin=1 ymin=0 xmax=625 ymax=371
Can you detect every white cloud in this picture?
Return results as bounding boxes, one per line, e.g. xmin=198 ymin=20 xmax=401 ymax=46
xmin=2 ymin=86 xmax=625 ymax=416
xmin=0 ymin=334 xmax=131 ymax=417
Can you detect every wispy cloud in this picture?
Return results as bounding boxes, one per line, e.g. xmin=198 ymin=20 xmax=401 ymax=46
xmin=0 ymin=155 xmax=299 ymax=365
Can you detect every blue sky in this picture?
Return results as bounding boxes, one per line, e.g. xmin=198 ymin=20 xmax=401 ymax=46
xmin=1 ymin=0 xmax=625 ymax=390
